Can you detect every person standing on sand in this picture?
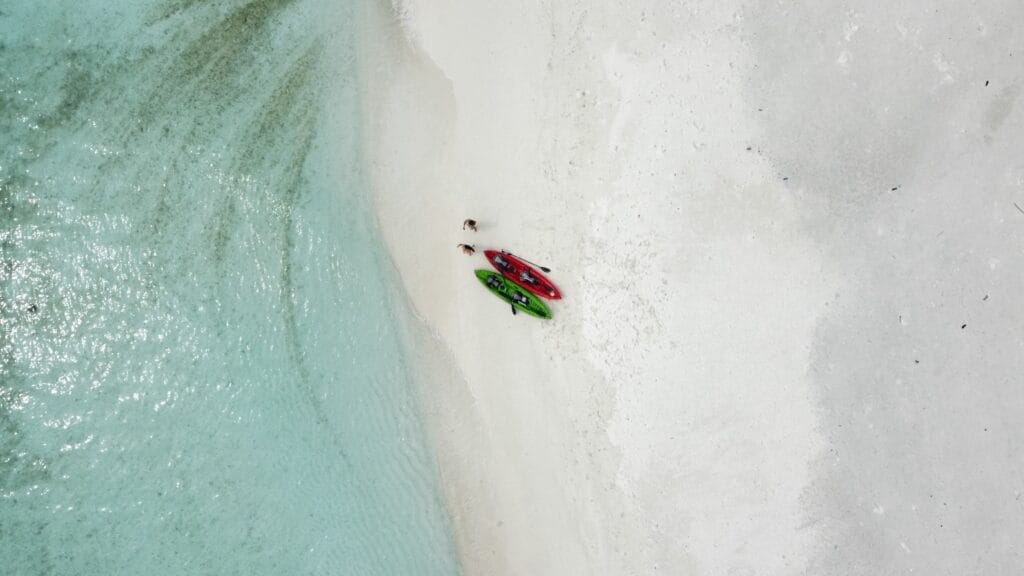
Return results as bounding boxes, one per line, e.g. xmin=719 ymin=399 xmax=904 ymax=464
xmin=463 ymin=219 xmax=477 ymax=232
xmin=457 ymin=244 xmax=476 ymax=255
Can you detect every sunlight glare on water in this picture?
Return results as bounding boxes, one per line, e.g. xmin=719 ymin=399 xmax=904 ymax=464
xmin=0 ymin=1 xmax=458 ymax=574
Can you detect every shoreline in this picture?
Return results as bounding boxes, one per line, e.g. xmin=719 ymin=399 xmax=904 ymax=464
xmin=358 ymin=2 xmax=635 ymax=573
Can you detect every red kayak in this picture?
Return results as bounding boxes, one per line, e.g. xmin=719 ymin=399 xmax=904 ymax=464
xmin=484 ymin=250 xmax=561 ymax=300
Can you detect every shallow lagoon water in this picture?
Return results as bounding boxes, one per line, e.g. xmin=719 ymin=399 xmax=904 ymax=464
xmin=0 ymin=2 xmax=458 ymax=574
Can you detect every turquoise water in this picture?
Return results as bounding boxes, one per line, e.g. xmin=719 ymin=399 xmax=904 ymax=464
xmin=1 ymin=1 xmax=459 ymax=574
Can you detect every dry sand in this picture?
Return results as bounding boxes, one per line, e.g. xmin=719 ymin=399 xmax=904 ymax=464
xmin=361 ymin=1 xmax=1024 ymax=574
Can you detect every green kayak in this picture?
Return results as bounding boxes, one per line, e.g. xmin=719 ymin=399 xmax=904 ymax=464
xmin=475 ymin=270 xmax=552 ymax=319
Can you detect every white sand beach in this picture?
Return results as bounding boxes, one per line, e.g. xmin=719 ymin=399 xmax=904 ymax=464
xmin=362 ymin=1 xmax=1024 ymax=574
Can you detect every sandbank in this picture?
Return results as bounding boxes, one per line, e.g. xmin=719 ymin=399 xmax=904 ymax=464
xmin=361 ymin=1 xmax=1024 ymax=574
